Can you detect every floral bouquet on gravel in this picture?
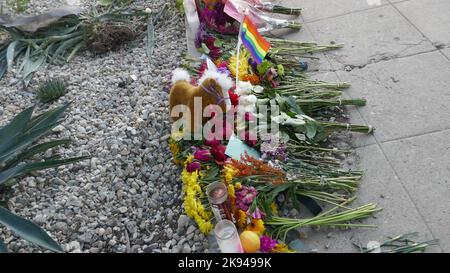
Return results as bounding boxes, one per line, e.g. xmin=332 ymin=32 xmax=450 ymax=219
xmin=169 ymin=0 xmax=380 ymax=253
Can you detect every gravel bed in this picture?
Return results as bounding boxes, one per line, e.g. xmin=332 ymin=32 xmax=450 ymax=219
xmin=0 ymin=0 xmax=208 ymax=253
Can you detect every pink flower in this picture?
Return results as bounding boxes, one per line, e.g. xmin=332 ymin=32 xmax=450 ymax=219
xmin=194 ymin=149 xmax=212 ymax=162
xmin=235 ymin=186 xmax=258 ymax=211
xmin=210 ymin=144 xmax=228 ymax=162
xmin=248 ymin=207 xmax=266 ymax=220
xmin=260 ymin=236 xmax=277 ymax=253
xmin=204 ymin=136 xmax=221 ymax=147
xmin=186 ymin=162 xmax=201 ymax=173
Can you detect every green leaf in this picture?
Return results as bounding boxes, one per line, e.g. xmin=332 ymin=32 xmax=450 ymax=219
xmin=0 ymin=238 xmax=8 ymax=253
xmin=146 ymin=17 xmax=155 ymax=58
xmin=0 ymin=206 xmax=63 ymax=252
xmin=22 ymin=53 xmax=46 ymax=86
xmin=0 ymin=156 xmax=90 ymax=186
xmin=214 ymin=39 xmax=223 ymax=48
xmin=6 ymin=41 xmax=20 ymax=69
xmin=4 ymin=139 xmax=72 ymax=168
xmin=0 ymin=164 xmax=26 ymax=186
xmin=0 ymin=44 xmax=8 ymax=78
xmin=305 ymin=122 xmax=317 ymax=139
xmin=287 ymin=96 xmax=304 ymax=115
xmin=257 ymin=60 xmax=271 ymax=75
xmin=268 ymin=183 xmax=294 ymax=203
xmin=201 ymin=43 xmax=210 ymax=54
xmin=0 ymin=122 xmax=63 ymax=164
xmin=0 ymin=106 xmax=34 ymax=144
xmin=98 ymin=0 xmax=113 ymax=6
xmin=27 ymin=104 xmax=69 ymax=132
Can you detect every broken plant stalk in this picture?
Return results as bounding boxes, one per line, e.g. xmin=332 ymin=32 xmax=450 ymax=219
xmin=266 ymin=199 xmax=381 ymax=241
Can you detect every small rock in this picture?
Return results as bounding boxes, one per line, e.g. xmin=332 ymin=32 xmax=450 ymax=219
xmin=182 ymin=244 xmax=191 ymax=253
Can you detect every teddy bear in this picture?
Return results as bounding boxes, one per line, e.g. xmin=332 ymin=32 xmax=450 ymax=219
xmin=169 ymin=67 xmax=233 ymax=135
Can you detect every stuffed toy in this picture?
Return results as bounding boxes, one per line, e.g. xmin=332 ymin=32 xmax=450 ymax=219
xmin=169 ymin=67 xmax=233 ymax=134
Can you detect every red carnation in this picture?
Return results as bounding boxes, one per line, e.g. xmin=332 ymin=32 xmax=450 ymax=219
xmin=211 ymin=144 xmax=227 ymax=162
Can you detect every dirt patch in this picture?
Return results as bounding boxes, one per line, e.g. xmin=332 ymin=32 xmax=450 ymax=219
xmin=88 ymin=23 xmax=138 ymax=54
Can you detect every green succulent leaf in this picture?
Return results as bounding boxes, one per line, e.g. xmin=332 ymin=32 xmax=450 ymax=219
xmin=4 ymin=139 xmax=72 ymax=169
xmin=0 ymin=206 xmax=63 ymax=253
xmin=0 ymin=106 xmax=34 ymax=144
xmin=0 ymin=239 xmax=8 ymax=253
xmin=0 ymin=156 xmax=90 ymax=186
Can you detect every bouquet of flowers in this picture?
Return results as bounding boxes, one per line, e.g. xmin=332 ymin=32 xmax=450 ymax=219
xmin=170 ymin=0 xmax=380 ymax=253
xmin=195 ymin=0 xmax=302 ymax=35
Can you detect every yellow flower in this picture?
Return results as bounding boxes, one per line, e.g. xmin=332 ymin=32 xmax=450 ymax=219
xmin=169 ymin=143 xmax=181 ymax=164
xmin=184 ymin=154 xmax=194 ymax=167
xmin=272 ymin=243 xmax=295 ymax=253
xmin=171 ymin=130 xmax=184 ymax=141
xmin=181 ymin=156 xmax=213 ymax=235
xmin=236 ymin=209 xmax=248 ymax=229
xmin=235 ymin=182 xmax=242 ymax=190
xmin=227 ymin=184 xmax=235 ymax=199
xmin=270 ymin=202 xmax=278 ymax=215
xmin=245 ymin=219 xmax=265 ymax=236
xmin=228 ymin=50 xmax=250 ymax=80
xmin=197 ymin=218 xmax=213 ymax=234
xmin=223 ymin=164 xmax=238 ymax=184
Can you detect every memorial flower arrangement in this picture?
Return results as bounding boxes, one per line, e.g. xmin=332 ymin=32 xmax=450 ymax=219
xmin=170 ymin=0 xmax=381 ymax=253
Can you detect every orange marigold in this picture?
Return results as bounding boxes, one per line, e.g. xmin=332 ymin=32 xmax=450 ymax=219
xmin=242 ymin=74 xmax=261 ymax=85
xmin=230 ymin=154 xmax=287 ymax=185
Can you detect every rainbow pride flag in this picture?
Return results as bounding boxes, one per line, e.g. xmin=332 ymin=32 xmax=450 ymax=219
xmin=240 ymin=15 xmax=271 ymax=64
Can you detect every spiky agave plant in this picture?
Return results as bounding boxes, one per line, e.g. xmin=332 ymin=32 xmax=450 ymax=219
xmin=36 ymin=79 xmax=67 ymax=103
xmin=0 ymin=104 xmax=89 ymax=252
xmin=0 ymin=4 xmax=168 ymax=85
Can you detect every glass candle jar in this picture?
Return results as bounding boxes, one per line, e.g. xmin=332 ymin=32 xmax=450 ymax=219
xmin=206 ymin=182 xmax=233 ymax=222
xmin=214 ymin=219 xmax=244 ymax=253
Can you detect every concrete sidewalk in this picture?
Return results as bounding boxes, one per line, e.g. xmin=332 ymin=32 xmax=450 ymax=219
xmin=281 ymin=0 xmax=450 ymax=252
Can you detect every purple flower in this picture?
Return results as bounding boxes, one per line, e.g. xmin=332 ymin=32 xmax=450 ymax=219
xmin=248 ymin=57 xmax=258 ymax=73
xmin=248 ymin=207 xmax=266 ymax=220
xmin=194 ymin=23 xmax=207 ymax=48
xmin=186 ymin=162 xmax=201 ymax=173
xmin=197 ymin=2 xmax=240 ymax=35
xmin=194 ymin=149 xmax=212 ymax=162
xmin=235 ymin=186 xmax=258 ymax=211
xmin=260 ymin=236 xmax=277 ymax=253
xmin=261 ymin=138 xmax=288 ymax=162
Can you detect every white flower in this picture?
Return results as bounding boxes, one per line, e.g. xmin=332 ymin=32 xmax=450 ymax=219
xmin=271 ymin=112 xmax=306 ymax=126
xmin=235 ymin=81 xmax=253 ymax=95
xmin=246 ymin=95 xmax=257 ymax=105
xmin=257 ymin=98 xmax=270 ymax=105
xmin=145 ymin=8 xmax=152 ymax=13
xmin=253 ymin=85 xmax=264 ymax=94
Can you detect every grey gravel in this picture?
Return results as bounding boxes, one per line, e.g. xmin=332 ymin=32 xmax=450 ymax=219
xmin=0 ymin=0 xmax=208 ymax=253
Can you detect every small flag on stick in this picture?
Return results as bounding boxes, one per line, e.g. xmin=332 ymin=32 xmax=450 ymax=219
xmin=240 ymin=15 xmax=271 ymax=64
